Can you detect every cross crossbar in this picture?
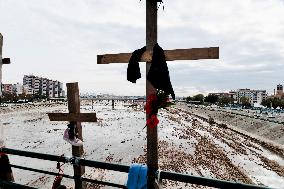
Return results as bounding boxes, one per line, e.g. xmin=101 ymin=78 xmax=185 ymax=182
xmin=97 ymin=47 xmax=219 ymax=64
xmin=48 ymin=113 xmax=97 ymax=122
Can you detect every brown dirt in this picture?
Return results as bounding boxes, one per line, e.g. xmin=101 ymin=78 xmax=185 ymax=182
xmin=194 ymin=136 xmax=254 ymax=184
xmin=259 ymin=156 xmax=284 ymax=177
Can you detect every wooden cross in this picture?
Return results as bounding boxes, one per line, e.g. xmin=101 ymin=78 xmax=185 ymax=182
xmin=97 ymin=0 xmax=219 ymax=187
xmin=48 ymin=82 xmax=97 ymax=189
xmin=0 ymin=33 xmax=11 ymax=101
xmin=0 ymin=33 xmax=14 ymax=183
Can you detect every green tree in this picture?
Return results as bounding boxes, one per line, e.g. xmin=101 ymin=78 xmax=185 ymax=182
xmin=280 ymin=99 xmax=284 ymax=109
xmin=218 ymin=96 xmax=234 ymax=106
xmin=18 ymin=93 xmax=27 ymax=100
xmin=204 ymin=95 xmax=219 ymax=104
xmin=240 ymin=96 xmax=251 ymax=107
xmin=25 ymin=94 xmax=33 ymax=102
xmin=186 ymin=96 xmax=192 ymax=103
xmin=262 ymin=97 xmax=284 ymax=109
xmin=192 ymin=94 xmax=204 ymax=103
xmin=33 ymin=92 xmax=47 ymax=101
xmin=262 ymin=98 xmax=271 ymax=107
xmin=2 ymin=92 xmax=18 ymax=102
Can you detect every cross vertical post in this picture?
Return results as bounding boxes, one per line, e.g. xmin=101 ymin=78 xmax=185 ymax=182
xmin=0 ymin=33 xmax=14 ymax=182
xmin=0 ymin=33 xmax=11 ymax=104
xmin=66 ymin=82 xmax=86 ymax=189
xmin=112 ymin=99 xmax=115 ymax=109
xmin=146 ymin=0 xmax=158 ymax=188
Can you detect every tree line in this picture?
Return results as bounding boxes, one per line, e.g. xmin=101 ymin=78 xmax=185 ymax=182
xmin=186 ymin=94 xmax=284 ymax=108
xmin=0 ymin=92 xmax=48 ymax=103
xmin=261 ymin=97 xmax=284 ymax=109
xmin=185 ymin=94 xmax=250 ymax=107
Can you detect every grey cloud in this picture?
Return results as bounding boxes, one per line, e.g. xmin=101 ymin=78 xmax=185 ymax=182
xmin=1 ymin=0 xmax=284 ymax=97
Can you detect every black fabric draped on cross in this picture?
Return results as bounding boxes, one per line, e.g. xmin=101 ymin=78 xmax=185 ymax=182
xmin=127 ymin=43 xmax=175 ymax=100
xmin=127 ymin=46 xmax=146 ymax=83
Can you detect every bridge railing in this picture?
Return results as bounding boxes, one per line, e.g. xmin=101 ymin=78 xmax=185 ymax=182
xmin=0 ymin=147 xmax=272 ymax=189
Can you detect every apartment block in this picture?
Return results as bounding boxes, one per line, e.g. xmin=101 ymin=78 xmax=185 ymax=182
xmin=33 ymin=77 xmax=41 ymax=94
xmin=236 ymin=89 xmax=267 ymax=105
xmin=23 ymin=75 xmax=64 ymax=98
xmin=23 ymin=75 xmax=35 ymax=88
xmin=275 ymin=84 xmax=284 ymax=98
xmin=208 ymin=92 xmax=230 ymax=98
xmin=13 ymin=83 xmax=23 ymax=95
xmin=1 ymin=84 xmax=13 ymax=93
xmin=40 ymin=78 xmax=48 ymax=96
xmin=23 ymin=85 xmax=34 ymax=95
xmin=47 ymin=80 xmax=54 ymax=97
xmin=229 ymin=91 xmax=237 ymax=102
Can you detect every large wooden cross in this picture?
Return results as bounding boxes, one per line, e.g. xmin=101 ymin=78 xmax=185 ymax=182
xmin=48 ymin=82 xmax=97 ymax=189
xmin=0 ymin=33 xmax=11 ymax=100
xmin=97 ymin=0 xmax=219 ymax=187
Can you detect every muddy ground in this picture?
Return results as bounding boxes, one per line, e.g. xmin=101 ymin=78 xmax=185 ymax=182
xmin=0 ymin=101 xmax=284 ymax=188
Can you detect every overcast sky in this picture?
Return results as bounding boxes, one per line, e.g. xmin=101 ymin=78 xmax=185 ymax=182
xmin=1 ymin=0 xmax=284 ymax=96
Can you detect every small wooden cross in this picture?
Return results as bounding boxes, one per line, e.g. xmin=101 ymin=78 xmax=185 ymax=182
xmin=97 ymin=0 xmax=219 ymax=187
xmin=48 ymin=82 xmax=97 ymax=189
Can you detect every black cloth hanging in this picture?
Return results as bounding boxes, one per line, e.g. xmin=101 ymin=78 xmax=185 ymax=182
xmin=147 ymin=43 xmax=175 ymax=99
xmin=127 ymin=46 xmax=146 ymax=83
xmin=127 ymin=44 xmax=175 ymax=99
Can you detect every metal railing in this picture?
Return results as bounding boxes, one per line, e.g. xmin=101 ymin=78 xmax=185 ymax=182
xmin=0 ymin=147 xmax=272 ymax=189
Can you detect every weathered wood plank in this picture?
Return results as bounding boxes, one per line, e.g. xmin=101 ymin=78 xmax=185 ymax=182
xmin=146 ymin=0 xmax=158 ymax=188
xmin=66 ymin=82 xmax=86 ymax=189
xmin=47 ymin=113 xmax=97 ymax=122
xmin=97 ymin=47 xmax=219 ymax=64
xmin=0 ymin=34 xmax=14 ymax=183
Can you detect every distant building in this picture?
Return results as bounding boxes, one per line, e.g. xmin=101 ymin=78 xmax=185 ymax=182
xmin=229 ymin=91 xmax=237 ymax=102
xmin=13 ymin=83 xmax=23 ymax=95
xmin=208 ymin=92 xmax=230 ymax=98
xmin=47 ymin=79 xmax=54 ymax=97
xmin=236 ymin=89 xmax=267 ymax=105
xmin=33 ymin=77 xmax=41 ymax=94
xmin=23 ymin=85 xmax=34 ymax=95
xmin=275 ymin=84 xmax=283 ymax=98
xmin=40 ymin=78 xmax=48 ymax=96
xmin=1 ymin=83 xmax=36 ymax=96
xmin=1 ymin=84 xmax=13 ymax=93
xmin=23 ymin=75 xmax=65 ymax=98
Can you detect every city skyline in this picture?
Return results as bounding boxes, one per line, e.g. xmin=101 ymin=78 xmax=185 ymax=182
xmin=1 ymin=73 xmax=282 ymax=97
xmin=4 ymin=74 xmax=282 ymax=99
xmin=1 ymin=74 xmax=64 ymax=97
xmin=1 ymin=0 xmax=284 ymax=96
